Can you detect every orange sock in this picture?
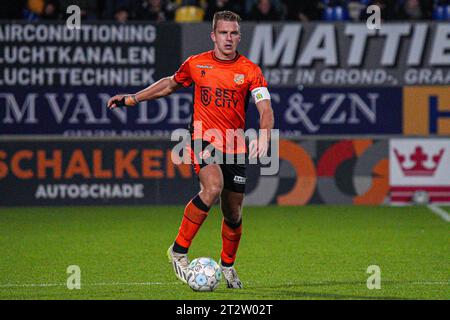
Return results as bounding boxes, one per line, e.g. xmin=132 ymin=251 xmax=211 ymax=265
xmin=174 ymin=195 xmax=210 ymax=251
xmin=221 ymin=219 xmax=242 ymax=266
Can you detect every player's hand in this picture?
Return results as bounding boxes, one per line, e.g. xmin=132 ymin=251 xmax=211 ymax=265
xmin=257 ymin=130 xmax=270 ymax=158
xmin=249 ymin=139 xmax=258 ymax=159
xmin=249 ymin=131 xmax=270 ymax=159
xmin=107 ymin=94 xmax=138 ymax=109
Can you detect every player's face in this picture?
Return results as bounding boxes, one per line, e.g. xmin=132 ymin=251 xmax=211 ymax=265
xmin=211 ymin=20 xmax=241 ymax=58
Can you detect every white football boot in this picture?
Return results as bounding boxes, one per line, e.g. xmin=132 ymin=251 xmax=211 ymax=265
xmin=220 ymin=262 xmax=243 ymax=289
xmin=167 ymin=244 xmax=190 ymax=284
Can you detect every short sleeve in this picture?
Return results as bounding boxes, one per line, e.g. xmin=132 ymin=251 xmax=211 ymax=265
xmin=173 ymin=56 xmax=193 ymax=87
xmin=249 ymin=66 xmax=268 ymax=92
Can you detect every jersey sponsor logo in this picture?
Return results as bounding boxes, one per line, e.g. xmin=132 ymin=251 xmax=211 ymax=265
xmin=199 ymin=86 xmax=239 ymax=108
xmin=233 ymin=175 xmax=246 ymax=184
xmin=234 ymin=74 xmax=245 ymax=85
xmin=215 ymin=88 xmax=238 ymax=108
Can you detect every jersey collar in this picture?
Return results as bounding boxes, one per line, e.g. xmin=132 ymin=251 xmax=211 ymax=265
xmin=211 ymin=50 xmax=241 ymax=64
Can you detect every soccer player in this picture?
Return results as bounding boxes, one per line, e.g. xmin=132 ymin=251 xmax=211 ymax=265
xmin=107 ymin=11 xmax=274 ymax=289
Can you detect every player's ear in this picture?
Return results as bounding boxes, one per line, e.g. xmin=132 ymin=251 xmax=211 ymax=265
xmin=210 ymin=31 xmax=215 ymax=43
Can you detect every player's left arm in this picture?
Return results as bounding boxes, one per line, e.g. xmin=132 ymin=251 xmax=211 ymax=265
xmin=255 ymin=98 xmax=274 ymax=136
xmin=252 ymin=87 xmax=274 ymax=158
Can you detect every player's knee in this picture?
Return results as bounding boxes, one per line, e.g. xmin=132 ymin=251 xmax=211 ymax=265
xmin=205 ymin=184 xmax=223 ymax=200
xmin=224 ymin=216 xmax=242 ymax=230
xmin=223 ymin=209 xmax=242 ymax=225
xmin=200 ymin=182 xmax=223 ymax=205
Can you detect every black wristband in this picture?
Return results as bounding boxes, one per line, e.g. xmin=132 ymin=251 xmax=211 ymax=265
xmin=112 ymin=97 xmax=126 ymax=108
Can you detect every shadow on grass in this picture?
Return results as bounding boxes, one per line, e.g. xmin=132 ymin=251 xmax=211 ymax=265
xmin=217 ymin=280 xmax=421 ymax=300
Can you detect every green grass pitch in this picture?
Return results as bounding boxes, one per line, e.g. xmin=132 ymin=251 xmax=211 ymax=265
xmin=0 ymin=205 xmax=448 ymax=300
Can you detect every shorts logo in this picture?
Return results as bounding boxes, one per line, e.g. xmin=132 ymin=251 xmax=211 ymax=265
xmin=233 ymin=175 xmax=246 ymax=184
xmin=200 ymin=86 xmax=212 ymax=106
xmin=234 ymin=74 xmax=244 ymax=85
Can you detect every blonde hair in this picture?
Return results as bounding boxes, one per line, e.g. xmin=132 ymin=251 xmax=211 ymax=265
xmin=212 ymin=11 xmax=242 ymax=31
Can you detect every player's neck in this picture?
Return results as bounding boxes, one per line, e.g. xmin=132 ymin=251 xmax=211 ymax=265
xmin=213 ymin=49 xmax=237 ymax=61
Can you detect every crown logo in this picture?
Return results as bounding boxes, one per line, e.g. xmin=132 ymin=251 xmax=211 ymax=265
xmin=394 ymin=146 xmax=444 ymax=176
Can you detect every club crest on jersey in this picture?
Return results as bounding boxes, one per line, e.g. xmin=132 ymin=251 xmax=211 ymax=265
xmin=234 ymin=74 xmax=244 ymax=85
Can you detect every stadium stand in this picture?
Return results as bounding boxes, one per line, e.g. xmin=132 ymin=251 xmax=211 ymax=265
xmin=1 ymin=0 xmax=445 ymax=22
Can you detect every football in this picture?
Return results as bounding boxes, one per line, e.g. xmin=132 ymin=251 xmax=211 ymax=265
xmin=186 ymin=257 xmax=222 ymax=292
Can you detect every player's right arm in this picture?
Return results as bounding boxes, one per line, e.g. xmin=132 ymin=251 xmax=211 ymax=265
xmin=107 ymin=56 xmax=193 ymax=109
xmin=107 ymin=76 xmax=182 ymax=109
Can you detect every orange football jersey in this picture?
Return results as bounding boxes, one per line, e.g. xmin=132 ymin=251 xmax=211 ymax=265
xmin=173 ymin=50 xmax=268 ymax=154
